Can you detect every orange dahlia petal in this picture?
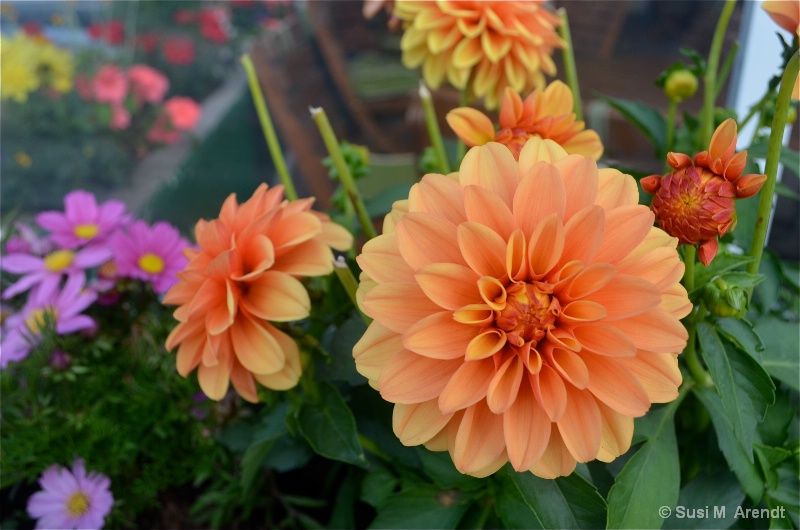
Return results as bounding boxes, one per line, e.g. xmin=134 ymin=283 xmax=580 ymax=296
xmin=415 ymin=263 xmax=480 ymax=309
xmin=596 ymin=401 xmax=634 ymax=463
xmin=556 ymin=386 xmax=602 ymax=462
xmin=532 ymin=365 xmax=567 ymax=422
xmin=379 ymin=350 xmax=462 ymax=404
xmin=362 ymin=281 xmax=442 ymax=333
xmin=457 ymin=221 xmax=509 ymax=278
xmin=239 ymin=271 xmax=310 ymax=322
xmin=504 ymin=380 xmax=550 ymax=470
xmin=403 ymin=311 xmax=479 ymax=359
xmin=397 ymin=212 xmax=465 ymax=270
xmin=230 ymin=313 xmax=287 ymax=375
xmin=463 ymin=186 xmax=516 ymax=239
xmin=452 ymin=401 xmax=508 ymax=477
xmin=446 ymin=107 xmax=496 ymax=147
xmin=554 ymin=155 xmax=599 ymax=220
xmin=513 ymin=162 xmax=566 ymax=237
xmin=582 ymin=353 xmax=651 ymax=417
xmin=439 ymin=357 xmax=496 ymax=413
xmin=393 ymin=399 xmax=454 ymax=446
xmin=529 ymin=428 xmax=577 ymax=479
xmin=460 ymin=143 xmax=520 ymax=207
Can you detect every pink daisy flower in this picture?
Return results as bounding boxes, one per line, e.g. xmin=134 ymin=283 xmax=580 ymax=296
xmin=1 ymin=274 xmax=97 ymax=368
xmin=1 ymin=244 xmax=111 ymax=300
xmin=110 ymin=220 xmax=190 ymax=294
xmin=36 ymin=190 xmax=130 ymax=249
xmin=4 ymin=222 xmax=53 ymax=256
xmin=91 ymin=64 xmax=128 ymax=105
xmin=27 ymin=458 xmax=114 ymax=530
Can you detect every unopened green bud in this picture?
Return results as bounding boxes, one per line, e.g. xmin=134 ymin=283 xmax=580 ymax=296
xmin=704 ymin=277 xmax=746 ymax=318
xmin=664 ymin=70 xmax=698 ymax=103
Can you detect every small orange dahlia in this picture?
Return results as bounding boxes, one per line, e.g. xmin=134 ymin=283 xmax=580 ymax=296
xmin=394 ymin=0 xmax=564 ymax=109
xmin=641 ymin=119 xmax=767 ymax=266
xmin=354 ymin=138 xmax=691 ymax=478
xmin=164 ymin=184 xmax=352 ymax=403
xmin=762 ymin=0 xmax=799 ymax=100
xmin=446 ymin=82 xmax=603 ymax=160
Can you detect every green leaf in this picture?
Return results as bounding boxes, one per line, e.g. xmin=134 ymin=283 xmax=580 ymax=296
xmin=369 ymin=485 xmax=472 ymax=529
xmin=606 ymin=400 xmax=682 ymax=529
xmin=747 ymin=137 xmax=799 ymax=175
xmin=663 ymin=470 xmax=744 ymax=529
xmin=693 ymin=254 xmax=756 ymax=295
xmin=754 ymin=315 xmax=800 ymax=391
xmin=360 ymin=467 xmax=399 ymax=508
xmin=693 ymin=386 xmax=764 ymax=501
xmin=240 ymin=401 xmax=290 ymax=495
xmin=718 ymin=271 xmax=766 ymax=289
xmin=715 ymin=318 xmax=765 ymax=361
xmin=416 ymin=448 xmax=483 ymax=491
xmin=496 ymin=466 xmax=607 ymax=529
xmin=322 ymin=316 xmax=368 ymax=386
xmin=599 ymin=96 xmax=667 ymax=157
xmin=754 ymin=444 xmax=792 ymax=491
xmin=697 ymin=322 xmax=775 ymax=452
xmin=297 ymin=382 xmax=367 ymax=467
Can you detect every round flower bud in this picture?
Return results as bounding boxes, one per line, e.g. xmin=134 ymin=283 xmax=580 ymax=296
xmin=664 ymin=70 xmax=698 ymax=103
xmin=703 ymin=278 xmax=746 ymax=318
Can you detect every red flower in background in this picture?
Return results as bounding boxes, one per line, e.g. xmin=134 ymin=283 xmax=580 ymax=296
xmin=199 ymin=7 xmax=230 ymax=43
xmin=91 ymin=65 xmax=128 ymax=105
xmin=21 ymin=21 xmax=43 ymax=36
xmin=128 ymin=65 xmax=169 ymax=105
xmin=135 ymin=32 xmax=159 ymax=54
xmin=88 ymin=20 xmax=125 ymax=45
xmin=164 ymin=97 xmax=201 ymax=131
xmin=174 ymin=9 xmax=198 ymax=24
xmin=162 ymin=36 xmax=196 ymax=66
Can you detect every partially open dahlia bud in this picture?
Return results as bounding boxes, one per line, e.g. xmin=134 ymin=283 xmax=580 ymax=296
xmin=641 ymin=119 xmax=767 ymax=266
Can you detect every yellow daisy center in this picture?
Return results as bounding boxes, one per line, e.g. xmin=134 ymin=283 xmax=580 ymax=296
xmin=65 ymin=491 xmax=90 ymax=518
xmin=138 ymin=253 xmax=165 ymax=274
xmin=25 ymin=307 xmax=56 ymax=335
xmin=74 ymin=223 xmax=99 ymax=240
xmin=44 ymin=249 xmax=75 ymax=272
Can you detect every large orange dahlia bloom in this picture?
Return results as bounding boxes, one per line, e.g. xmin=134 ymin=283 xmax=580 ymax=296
xmin=446 ymin=82 xmax=603 ymax=160
xmin=354 ymin=139 xmax=691 ymax=478
xmin=641 ymin=119 xmax=766 ymax=266
xmin=394 ymin=0 xmax=564 ymax=109
xmin=164 ymin=184 xmax=352 ymax=403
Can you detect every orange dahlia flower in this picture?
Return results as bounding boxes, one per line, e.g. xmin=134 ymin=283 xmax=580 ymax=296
xmin=762 ymin=0 xmax=800 ymax=100
xmin=446 ymin=82 xmax=603 ymax=160
xmin=394 ymin=0 xmax=564 ymax=109
xmin=164 ymin=184 xmax=352 ymax=403
xmin=354 ymin=139 xmax=691 ymax=478
xmin=641 ymin=119 xmax=767 ymax=266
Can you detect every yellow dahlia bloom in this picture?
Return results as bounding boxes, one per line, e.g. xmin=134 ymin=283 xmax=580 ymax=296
xmin=395 ymin=0 xmax=564 ymax=109
xmin=0 ymin=34 xmax=40 ymax=102
xmin=354 ymin=139 xmax=691 ymax=478
xmin=35 ymin=41 xmax=75 ymax=93
xmin=447 ymin=82 xmax=603 ymax=160
xmin=164 ymin=184 xmax=353 ymax=403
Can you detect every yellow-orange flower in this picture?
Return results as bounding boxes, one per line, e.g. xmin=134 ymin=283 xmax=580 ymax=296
xmin=394 ymin=0 xmax=564 ymax=109
xmin=762 ymin=0 xmax=799 ymax=100
xmin=354 ymin=139 xmax=691 ymax=478
xmin=641 ymin=119 xmax=766 ymax=266
xmin=446 ymin=82 xmax=603 ymax=160
xmin=164 ymin=184 xmax=353 ymax=403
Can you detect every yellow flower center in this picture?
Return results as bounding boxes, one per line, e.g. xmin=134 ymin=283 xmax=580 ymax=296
xmin=25 ymin=307 xmax=56 ymax=335
xmin=496 ymin=282 xmax=559 ymax=347
xmin=74 ymin=223 xmax=99 ymax=240
xmin=44 ymin=249 xmax=75 ymax=271
xmin=65 ymin=491 xmax=90 ymax=518
xmin=138 ymin=253 xmax=165 ymax=274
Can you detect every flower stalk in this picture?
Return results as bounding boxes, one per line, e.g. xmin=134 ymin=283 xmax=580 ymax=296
xmin=682 ymin=245 xmax=713 ymax=387
xmin=455 ymin=87 xmax=470 ymax=163
xmin=664 ymin=99 xmax=677 ymax=167
xmin=747 ymin=51 xmax=800 ymax=277
xmin=310 ymin=106 xmax=378 ymax=240
xmin=419 ymin=82 xmax=451 ymax=174
xmin=557 ymin=8 xmax=582 ymax=121
xmin=700 ymin=0 xmax=736 ymax=146
xmin=240 ymin=54 xmax=298 ymax=201
xmin=333 ymin=256 xmax=371 ymax=325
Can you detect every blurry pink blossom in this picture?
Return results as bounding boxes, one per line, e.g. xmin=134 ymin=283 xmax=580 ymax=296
xmin=163 ymin=36 xmax=196 ymax=65
xmin=91 ymin=65 xmax=128 ymax=105
xmin=110 ymin=105 xmax=130 ymax=130
xmin=164 ymin=97 xmax=201 ymax=130
xmin=128 ymin=65 xmax=169 ymax=104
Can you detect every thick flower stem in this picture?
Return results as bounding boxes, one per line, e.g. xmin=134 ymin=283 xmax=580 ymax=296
xmin=700 ymin=0 xmax=736 ymax=147
xmin=747 ymin=51 xmax=800 ymax=278
xmin=682 ymin=245 xmax=713 ymax=387
xmin=557 ymin=8 xmax=582 ymax=121
xmin=240 ymin=54 xmax=298 ymax=201
xmin=333 ymin=256 xmax=372 ymax=325
xmin=419 ymin=82 xmax=451 ymax=174
xmin=310 ymin=107 xmax=378 ymax=240
xmin=455 ymin=87 xmax=469 ymax=163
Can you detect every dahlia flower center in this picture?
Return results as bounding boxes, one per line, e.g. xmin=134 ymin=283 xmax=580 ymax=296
xmin=65 ymin=490 xmax=90 ymax=518
xmin=25 ymin=307 xmax=57 ymax=335
xmin=138 ymin=253 xmax=165 ymax=274
xmin=44 ymin=249 xmax=75 ymax=272
xmin=74 ymin=223 xmax=99 ymax=240
xmin=495 ymin=282 xmax=559 ymax=347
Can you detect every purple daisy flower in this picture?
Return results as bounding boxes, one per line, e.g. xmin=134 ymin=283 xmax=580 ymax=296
xmin=1 ymin=274 xmax=97 ymax=368
xmin=36 ymin=190 xmax=130 ymax=249
xmin=1 ymin=244 xmax=111 ymax=300
xmin=110 ymin=220 xmax=189 ymax=294
xmin=27 ymin=458 xmax=114 ymax=530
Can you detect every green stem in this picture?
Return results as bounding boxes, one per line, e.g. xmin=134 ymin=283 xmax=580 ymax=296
xmin=557 ymin=8 xmax=582 ymax=121
xmin=714 ymin=40 xmax=739 ymax=101
xmin=358 ymin=434 xmax=393 ymax=463
xmin=700 ymin=0 xmax=736 ymax=147
xmin=739 ymin=90 xmax=771 ymax=129
xmin=747 ymin=51 xmax=800 ymax=278
xmin=419 ymin=82 xmax=451 ymax=174
xmin=681 ymin=246 xmax=713 ymax=387
xmin=240 ymin=54 xmax=298 ymax=201
xmin=311 ymin=107 xmax=378 ymax=240
xmin=664 ymin=99 xmax=677 ymax=169
xmin=455 ymin=87 xmax=469 ymax=163
xmin=333 ymin=257 xmax=372 ymax=325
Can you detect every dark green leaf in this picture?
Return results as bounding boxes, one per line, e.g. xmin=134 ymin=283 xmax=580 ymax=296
xmin=416 ymin=448 xmax=483 ymax=491
xmin=282 ymin=495 xmax=328 ymax=508
xmin=747 ymin=137 xmax=799 ymax=176
xmin=496 ymin=466 xmax=607 ymax=530
xmin=698 ymin=322 xmax=775 ymax=452
xmin=693 ymin=254 xmax=756 ymax=295
xmin=754 ymin=444 xmax=792 ymax=491
xmin=755 ymin=315 xmax=800 ymax=391
xmin=693 ymin=386 xmax=764 ymax=501
xmin=599 ymin=96 xmax=667 ymax=157
xmin=328 ymin=468 xmax=360 ymax=529
xmin=757 ymin=388 xmax=796 ymax=447
xmin=369 ymin=485 xmax=472 ymax=529
xmin=322 ymin=316 xmax=368 ymax=386
xmin=360 ymin=467 xmax=399 ymax=508
xmin=719 ymin=272 xmax=766 ymax=289
xmin=753 ymin=252 xmax=783 ymax=312
xmin=240 ymin=440 xmax=274 ymax=497
xmin=241 ymin=401 xmax=290 ymax=495
xmin=731 ymin=194 xmax=761 ymax=253
xmin=664 ymin=470 xmax=744 ymax=529
xmin=716 ymin=318 xmax=765 ymax=361
xmin=607 ymin=400 xmax=682 ymax=529
xmin=297 ymin=382 xmax=367 ymax=467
